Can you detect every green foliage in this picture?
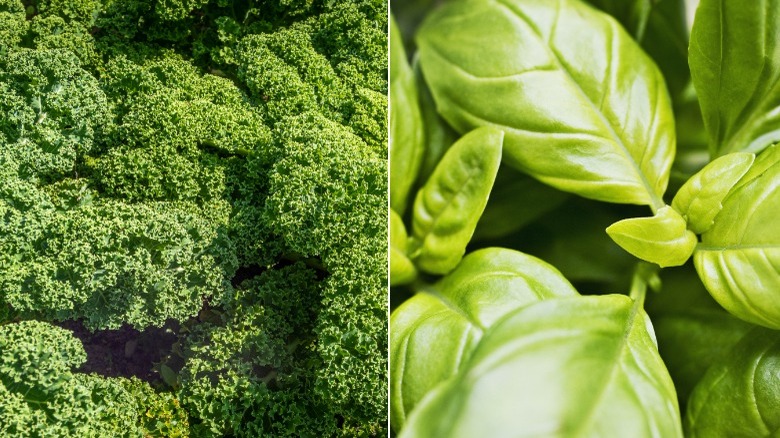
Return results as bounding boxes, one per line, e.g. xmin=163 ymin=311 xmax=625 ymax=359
xmin=390 ymin=209 xmax=416 ymax=286
xmin=0 ymin=1 xmax=28 ymax=53
xmin=391 ymin=248 xmax=579 ymax=429
xmin=685 ymin=327 xmax=780 ymax=436
xmin=606 ymin=206 xmax=697 ymax=268
xmin=0 ymin=0 xmax=387 ymax=434
xmin=264 ymin=112 xmax=386 ymax=262
xmin=0 ymin=321 xmax=143 ymax=437
xmin=671 ymin=152 xmax=755 ymax=234
xmin=401 ymin=295 xmax=682 ymax=437
xmin=122 ymin=378 xmax=191 ymax=437
xmin=689 ymin=0 xmax=780 ymax=156
xmin=644 ymin=265 xmax=755 ymax=405
xmin=694 ymin=143 xmax=780 ymax=328
xmin=410 ymin=127 xmax=503 ymax=274
xmin=389 ymin=13 xmax=424 ymax=215
xmin=0 ymin=48 xmax=111 ymax=182
xmin=179 ymin=264 xmax=335 ymax=436
xmin=391 ymin=0 xmax=779 ymax=435
xmin=416 ymin=0 xmax=674 ymax=208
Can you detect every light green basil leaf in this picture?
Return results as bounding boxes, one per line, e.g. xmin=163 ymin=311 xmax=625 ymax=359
xmin=685 ymin=327 xmax=780 ymax=436
xmin=412 ymin=56 xmax=459 ymax=186
xmin=689 ymin=0 xmax=780 ymax=156
xmin=589 ymin=0 xmax=692 ymax=103
xmin=390 ymin=14 xmax=425 ymax=215
xmin=694 ymin=144 xmax=780 ymax=328
xmin=411 ymin=126 xmax=503 ymax=274
xmin=473 ymin=165 xmax=569 ymax=241
xmin=606 ymin=206 xmax=697 ymax=267
xmin=731 ymin=142 xmax=780 ymax=193
xmin=400 ymin=295 xmax=682 ymax=438
xmin=417 ymin=0 xmax=675 ymax=208
xmin=390 ymin=209 xmax=417 ymax=287
xmin=390 ymin=247 xmax=578 ymax=431
xmin=671 ymin=152 xmax=754 ymax=234
xmin=587 ymin=0 xmax=690 ymax=101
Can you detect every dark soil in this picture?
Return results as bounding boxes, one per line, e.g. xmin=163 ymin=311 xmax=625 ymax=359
xmin=56 ymin=319 xmax=181 ymax=383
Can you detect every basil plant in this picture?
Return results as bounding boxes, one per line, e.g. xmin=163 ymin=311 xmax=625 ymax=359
xmin=390 ymin=0 xmax=780 ymax=436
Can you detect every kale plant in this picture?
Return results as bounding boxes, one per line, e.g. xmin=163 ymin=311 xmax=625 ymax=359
xmin=390 ymin=0 xmax=780 ymax=436
xmin=0 ymin=0 xmax=387 ymax=436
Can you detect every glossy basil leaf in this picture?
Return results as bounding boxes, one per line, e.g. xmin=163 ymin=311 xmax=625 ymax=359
xmin=390 ymin=209 xmax=417 ymax=287
xmin=417 ymin=0 xmax=675 ymax=208
xmin=588 ymin=0 xmax=690 ymax=101
xmin=694 ymin=144 xmax=780 ymax=328
xmin=411 ymin=126 xmax=503 ymax=274
xmin=671 ymin=152 xmax=754 ymax=234
xmin=473 ymin=165 xmax=569 ymax=241
xmin=400 ymin=295 xmax=683 ymax=438
xmin=685 ymin=327 xmax=780 ymax=436
xmin=389 ymin=248 xmax=578 ymax=431
xmin=390 ymin=14 xmax=425 ymax=215
xmin=689 ymin=0 xmax=780 ymax=156
xmin=412 ymin=56 xmax=458 ymax=186
xmin=606 ymin=206 xmax=697 ymax=267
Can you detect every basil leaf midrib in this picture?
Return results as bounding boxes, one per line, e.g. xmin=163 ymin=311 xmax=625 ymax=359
xmin=567 ymin=296 xmax=644 ymax=436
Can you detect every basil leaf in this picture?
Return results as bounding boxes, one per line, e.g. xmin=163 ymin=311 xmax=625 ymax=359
xmin=400 ymin=295 xmax=683 ymax=438
xmin=390 ymin=209 xmax=417 ymax=287
xmin=417 ymin=0 xmax=675 ymax=208
xmin=694 ymin=144 xmax=780 ymax=328
xmin=588 ymin=0 xmax=690 ymax=101
xmin=671 ymin=152 xmax=754 ymax=234
xmin=390 ymin=248 xmax=578 ymax=430
xmin=685 ymin=327 xmax=780 ymax=436
xmin=689 ymin=0 xmax=780 ymax=156
xmin=390 ymin=14 xmax=425 ymax=215
xmin=606 ymin=206 xmax=697 ymax=267
xmin=411 ymin=126 xmax=503 ymax=274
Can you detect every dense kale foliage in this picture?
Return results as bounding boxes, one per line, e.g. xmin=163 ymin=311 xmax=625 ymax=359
xmin=0 ymin=0 xmax=387 ymax=435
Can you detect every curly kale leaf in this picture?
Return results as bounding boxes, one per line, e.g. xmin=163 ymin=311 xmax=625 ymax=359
xmin=0 ymin=48 xmax=112 ymax=182
xmin=0 ymin=321 xmax=143 ymax=437
xmin=0 ymin=174 xmax=236 ymax=329
xmin=179 ymin=264 xmax=330 ymax=437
